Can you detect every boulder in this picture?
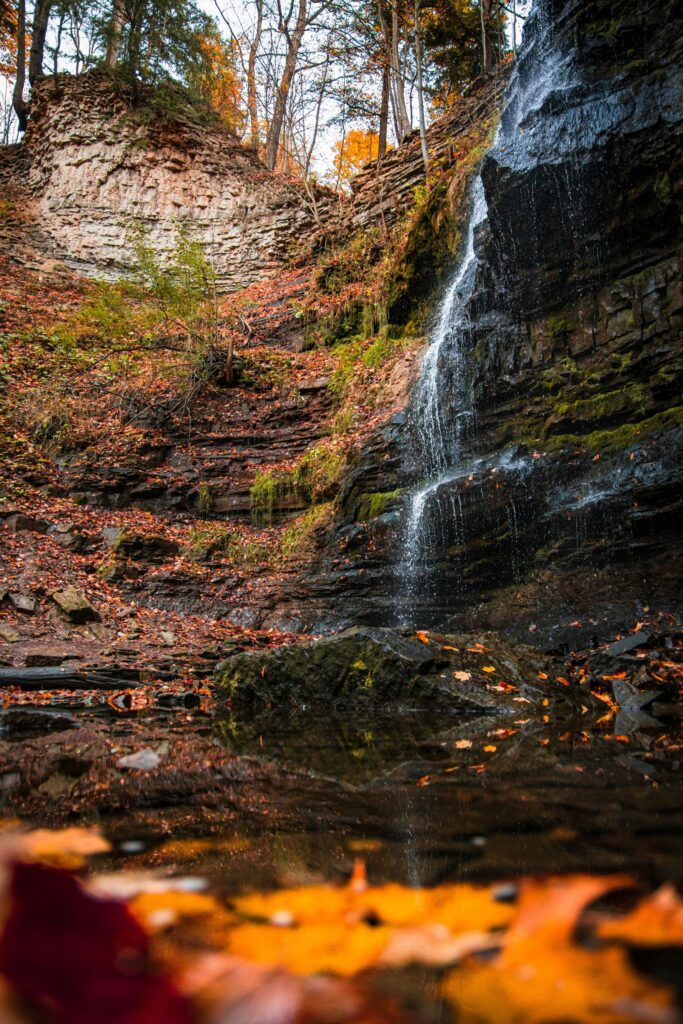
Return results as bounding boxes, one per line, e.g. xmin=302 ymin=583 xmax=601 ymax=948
xmin=4 ymin=514 xmax=50 ymax=534
xmin=24 ymin=652 xmax=69 ymax=667
xmin=215 ymin=627 xmax=584 ymax=715
xmin=50 ymin=587 xmax=101 ymax=624
xmin=109 ymin=531 xmax=179 ymax=562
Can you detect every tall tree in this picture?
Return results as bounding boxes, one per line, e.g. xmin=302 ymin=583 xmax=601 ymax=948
xmin=104 ymin=0 xmax=125 ymax=67
xmin=28 ymin=0 xmax=53 ymax=84
xmin=263 ymin=0 xmax=308 ymax=170
xmin=245 ymin=0 xmax=263 ymax=146
xmin=413 ymin=0 xmax=427 ymax=171
xmin=12 ymin=0 xmax=28 ymax=129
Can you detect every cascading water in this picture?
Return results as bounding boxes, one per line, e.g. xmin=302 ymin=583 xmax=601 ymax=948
xmin=401 ymin=180 xmax=488 ymax=616
xmin=399 ymin=5 xmax=578 ymax=623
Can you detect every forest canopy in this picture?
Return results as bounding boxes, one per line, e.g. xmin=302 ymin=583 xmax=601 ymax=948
xmin=1 ymin=0 xmax=525 ymax=180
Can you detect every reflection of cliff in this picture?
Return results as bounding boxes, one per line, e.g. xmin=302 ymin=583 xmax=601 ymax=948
xmin=2 ymin=71 xmax=335 ymax=290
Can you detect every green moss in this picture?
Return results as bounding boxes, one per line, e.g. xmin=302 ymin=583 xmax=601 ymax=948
xmin=357 ymin=489 xmax=401 ymax=522
xmin=361 ymin=333 xmax=398 ymax=369
xmin=276 ymin=502 xmax=335 ymax=564
xmin=657 ymin=363 xmax=679 ymax=385
xmin=294 ymin=443 xmax=345 ymax=503
xmin=543 ymin=404 xmax=683 ymax=454
xmin=654 ymin=173 xmax=672 ymax=205
xmin=331 ymin=406 xmax=355 ymax=436
xmin=184 ymin=523 xmax=268 ymax=566
xmin=196 ymin=482 xmax=213 ymax=514
xmin=249 ymin=469 xmax=292 ymax=524
xmin=251 ymin=443 xmax=344 ymax=523
xmin=546 ymin=314 xmax=579 ymax=339
xmin=587 ymin=18 xmax=618 ymax=38
xmin=552 ymin=382 xmax=650 ymax=423
xmin=329 ymin=340 xmax=364 ymax=400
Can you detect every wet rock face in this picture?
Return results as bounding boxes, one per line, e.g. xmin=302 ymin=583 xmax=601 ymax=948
xmin=11 ymin=73 xmax=334 ymax=289
xmin=303 ymin=0 xmax=683 ymax=643
xmin=482 ymin=0 xmax=683 ymax=316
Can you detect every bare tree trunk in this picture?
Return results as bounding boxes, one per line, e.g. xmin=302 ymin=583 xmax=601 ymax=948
xmin=105 ymin=0 xmax=126 ymax=68
xmin=29 ymin=0 xmax=53 ymax=86
xmin=390 ymin=1 xmax=410 ymax=139
xmin=377 ymin=0 xmax=410 ymax=144
xmin=52 ymin=10 xmax=65 ymax=74
xmin=264 ymin=0 xmax=307 ymax=171
xmin=480 ymin=0 xmax=495 ymax=72
xmin=246 ymin=0 xmax=264 ymax=147
xmin=414 ymin=0 xmax=428 ymax=173
xmin=378 ymin=56 xmax=390 ymax=159
xmin=12 ymin=0 xmax=29 ymax=130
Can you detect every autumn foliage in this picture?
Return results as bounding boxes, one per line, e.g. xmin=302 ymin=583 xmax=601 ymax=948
xmin=0 ymin=829 xmax=681 ymax=1023
xmin=333 ymin=129 xmax=382 ymax=187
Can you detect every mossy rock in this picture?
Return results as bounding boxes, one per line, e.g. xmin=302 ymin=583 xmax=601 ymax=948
xmin=356 ymin=489 xmax=401 ymax=522
xmin=215 ymin=627 xmax=591 ymax=715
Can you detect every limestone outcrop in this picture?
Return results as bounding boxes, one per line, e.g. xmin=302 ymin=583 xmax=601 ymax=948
xmin=4 ymin=72 xmax=335 ymax=290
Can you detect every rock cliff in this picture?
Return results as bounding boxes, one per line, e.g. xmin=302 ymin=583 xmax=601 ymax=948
xmin=308 ymin=0 xmax=683 ymax=648
xmin=2 ymin=72 xmax=334 ymax=290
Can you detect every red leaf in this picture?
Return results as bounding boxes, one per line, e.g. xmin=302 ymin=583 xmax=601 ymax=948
xmin=0 ymin=862 xmax=193 ymax=1024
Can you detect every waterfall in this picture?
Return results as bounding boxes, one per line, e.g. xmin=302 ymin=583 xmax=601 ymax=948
xmin=399 ymin=2 xmax=574 ymax=622
xmin=401 ymin=179 xmax=488 ymax=616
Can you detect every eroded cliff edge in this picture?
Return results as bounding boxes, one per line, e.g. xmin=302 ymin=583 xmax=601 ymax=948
xmin=0 ymin=72 xmax=334 ymax=290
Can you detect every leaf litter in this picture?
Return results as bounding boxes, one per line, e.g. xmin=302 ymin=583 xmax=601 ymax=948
xmin=0 ymin=826 xmax=680 ymax=1022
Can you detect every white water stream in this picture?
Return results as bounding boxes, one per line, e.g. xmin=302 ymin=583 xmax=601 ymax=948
xmin=400 ymin=15 xmax=575 ymax=617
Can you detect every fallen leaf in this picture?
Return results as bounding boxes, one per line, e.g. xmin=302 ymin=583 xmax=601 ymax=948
xmin=443 ymin=876 xmax=674 ymax=1024
xmin=598 ymin=885 xmax=683 ymax=946
xmin=0 ymin=862 xmax=193 ymax=1024
xmin=19 ymin=827 xmax=110 ymax=868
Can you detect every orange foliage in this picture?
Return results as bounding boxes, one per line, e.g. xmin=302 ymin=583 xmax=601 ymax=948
xmin=0 ymin=3 xmax=19 ymax=77
xmin=190 ymin=30 xmax=244 ymax=132
xmin=0 ymin=830 xmax=682 ymax=1024
xmin=333 ymin=129 xmax=381 ymax=186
